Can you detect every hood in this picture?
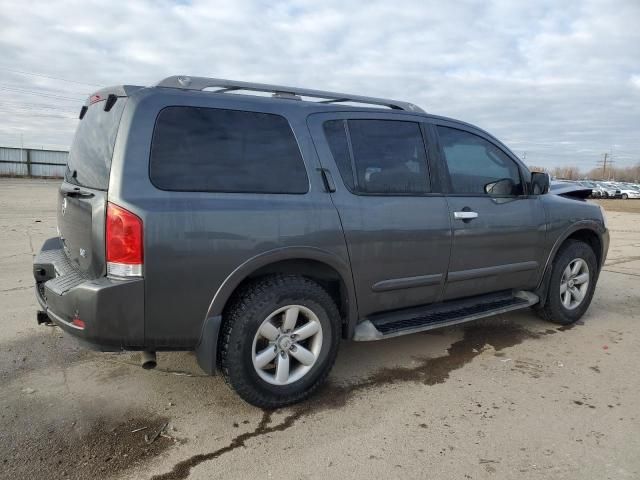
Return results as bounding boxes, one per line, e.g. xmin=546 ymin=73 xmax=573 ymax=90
xmin=549 ymin=181 xmax=592 ymax=199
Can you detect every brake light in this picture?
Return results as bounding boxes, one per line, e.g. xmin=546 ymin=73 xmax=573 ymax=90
xmin=106 ymin=202 xmax=143 ymax=278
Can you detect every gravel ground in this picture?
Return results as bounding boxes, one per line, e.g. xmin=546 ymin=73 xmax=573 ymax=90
xmin=1 ymin=178 xmax=638 ymax=480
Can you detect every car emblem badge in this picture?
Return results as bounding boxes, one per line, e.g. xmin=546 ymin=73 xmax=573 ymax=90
xmin=61 ymin=197 xmax=67 ymax=216
xmin=79 ymin=248 xmax=87 ymax=258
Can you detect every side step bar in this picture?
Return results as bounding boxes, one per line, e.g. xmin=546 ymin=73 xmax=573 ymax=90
xmin=354 ymin=291 xmax=539 ymax=341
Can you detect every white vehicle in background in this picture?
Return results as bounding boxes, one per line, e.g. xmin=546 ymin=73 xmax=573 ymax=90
xmin=594 ymin=181 xmax=617 ymax=198
xmin=577 ymin=180 xmax=603 ymax=198
xmin=615 ymin=184 xmax=640 ymax=199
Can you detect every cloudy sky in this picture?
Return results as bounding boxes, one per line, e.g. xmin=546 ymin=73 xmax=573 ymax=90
xmin=0 ymin=0 xmax=638 ymax=169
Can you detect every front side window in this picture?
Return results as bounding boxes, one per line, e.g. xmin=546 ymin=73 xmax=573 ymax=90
xmin=150 ymin=107 xmax=308 ymax=193
xmin=437 ymin=126 xmax=523 ymax=196
xmin=323 ymin=119 xmax=430 ymax=194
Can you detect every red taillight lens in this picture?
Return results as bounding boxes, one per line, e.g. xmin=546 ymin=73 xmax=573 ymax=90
xmin=106 ymin=202 xmax=143 ymax=277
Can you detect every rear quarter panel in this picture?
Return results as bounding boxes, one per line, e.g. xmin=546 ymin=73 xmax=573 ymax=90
xmin=108 ymin=90 xmax=350 ymax=347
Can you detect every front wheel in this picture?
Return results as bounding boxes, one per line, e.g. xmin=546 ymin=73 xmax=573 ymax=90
xmin=535 ymin=240 xmax=598 ymax=325
xmin=219 ymin=275 xmax=340 ymax=408
xmin=622 ymin=193 xmax=628 ymax=200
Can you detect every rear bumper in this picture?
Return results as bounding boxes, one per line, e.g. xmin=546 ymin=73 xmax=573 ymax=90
xmin=34 ymin=237 xmax=144 ymax=350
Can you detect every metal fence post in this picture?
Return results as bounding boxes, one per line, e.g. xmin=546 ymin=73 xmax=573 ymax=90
xmin=26 ymin=148 xmax=32 ymax=177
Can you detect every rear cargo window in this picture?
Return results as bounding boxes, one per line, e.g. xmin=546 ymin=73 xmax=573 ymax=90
xmin=65 ymin=98 xmax=126 ymax=190
xmin=150 ymin=107 xmax=308 ymax=194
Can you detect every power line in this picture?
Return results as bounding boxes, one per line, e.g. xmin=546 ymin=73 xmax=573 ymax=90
xmin=0 ymin=66 xmax=105 ymax=88
xmin=0 ymin=111 xmax=78 ymax=120
xmin=0 ymin=85 xmax=85 ymax=102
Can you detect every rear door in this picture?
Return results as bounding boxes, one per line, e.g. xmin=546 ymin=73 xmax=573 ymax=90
xmin=58 ymin=96 xmax=127 ymax=278
xmin=308 ymin=112 xmax=452 ymax=318
xmin=432 ymin=123 xmax=547 ymax=300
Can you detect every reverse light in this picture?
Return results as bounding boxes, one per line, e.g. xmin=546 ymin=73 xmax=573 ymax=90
xmin=106 ymin=202 xmax=143 ymax=278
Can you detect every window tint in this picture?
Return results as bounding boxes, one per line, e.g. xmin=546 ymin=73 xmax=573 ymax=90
xmin=150 ymin=107 xmax=308 ymax=193
xmin=65 ymin=98 xmax=127 ymax=190
xmin=323 ymin=119 xmax=430 ymax=194
xmin=437 ymin=126 xmax=523 ymax=195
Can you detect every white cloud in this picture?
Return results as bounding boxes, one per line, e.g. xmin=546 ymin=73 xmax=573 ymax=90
xmin=0 ymin=0 xmax=638 ymax=167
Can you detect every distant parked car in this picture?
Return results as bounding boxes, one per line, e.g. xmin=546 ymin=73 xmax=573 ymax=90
xmin=595 ymin=182 xmax=617 ymax=198
xmin=613 ymin=184 xmax=640 ymax=199
xmin=577 ymin=181 xmax=601 ymax=198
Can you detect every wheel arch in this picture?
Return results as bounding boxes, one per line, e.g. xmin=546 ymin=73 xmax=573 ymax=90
xmin=205 ymin=247 xmax=358 ymax=339
xmin=535 ymin=221 xmax=605 ymax=307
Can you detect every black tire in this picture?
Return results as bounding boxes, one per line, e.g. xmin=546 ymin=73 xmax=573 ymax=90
xmin=535 ymin=240 xmax=598 ymax=325
xmin=219 ymin=275 xmax=340 ymax=408
xmin=622 ymin=193 xmax=628 ymax=200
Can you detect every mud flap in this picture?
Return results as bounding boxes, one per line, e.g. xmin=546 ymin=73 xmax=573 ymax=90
xmin=195 ymin=315 xmax=222 ymax=375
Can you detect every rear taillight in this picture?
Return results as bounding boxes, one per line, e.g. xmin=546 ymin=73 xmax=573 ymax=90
xmin=106 ymin=202 xmax=143 ymax=278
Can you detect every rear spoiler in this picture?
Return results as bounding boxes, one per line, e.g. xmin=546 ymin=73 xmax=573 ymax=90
xmin=79 ymin=85 xmax=143 ymax=119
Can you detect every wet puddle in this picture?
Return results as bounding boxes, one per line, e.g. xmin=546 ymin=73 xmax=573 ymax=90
xmin=153 ymin=320 xmax=555 ymax=480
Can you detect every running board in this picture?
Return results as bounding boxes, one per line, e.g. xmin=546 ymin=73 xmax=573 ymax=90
xmin=353 ymin=291 xmax=539 ymax=341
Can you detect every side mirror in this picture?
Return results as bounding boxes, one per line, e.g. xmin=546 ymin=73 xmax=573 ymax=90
xmin=530 ymin=172 xmax=550 ymax=195
xmin=484 ymin=178 xmax=515 ymax=196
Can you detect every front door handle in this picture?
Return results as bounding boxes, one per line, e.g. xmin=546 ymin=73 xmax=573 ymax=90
xmin=454 ymin=211 xmax=479 ymax=220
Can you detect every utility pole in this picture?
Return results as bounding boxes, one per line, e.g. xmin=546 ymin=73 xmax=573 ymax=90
xmin=596 ymin=152 xmax=615 ymax=180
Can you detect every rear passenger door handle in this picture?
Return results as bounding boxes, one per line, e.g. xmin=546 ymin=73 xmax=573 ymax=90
xmin=318 ymin=168 xmax=336 ymax=193
xmin=454 ymin=211 xmax=479 ymax=220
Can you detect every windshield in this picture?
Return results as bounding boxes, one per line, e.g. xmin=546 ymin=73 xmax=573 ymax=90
xmin=65 ymin=98 xmax=127 ymax=190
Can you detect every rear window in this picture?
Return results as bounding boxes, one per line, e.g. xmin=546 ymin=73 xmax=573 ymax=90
xmin=65 ymin=98 xmax=127 ymax=190
xmin=323 ymin=119 xmax=430 ymax=195
xmin=149 ymin=107 xmax=308 ymax=193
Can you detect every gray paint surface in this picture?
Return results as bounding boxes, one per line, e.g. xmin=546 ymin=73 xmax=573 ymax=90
xmin=34 ymin=83 xmax=609 ymax=351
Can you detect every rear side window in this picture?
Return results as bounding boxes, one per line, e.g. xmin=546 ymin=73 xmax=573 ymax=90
xmin=437 ymin=126 xmax=523 ymax=196
xmin=65 ymin=98 xmax=127 ymax=190
xmin=150 ymin=107 xmax=308 ymax=193
xmin=323 ymin=119 xmax=430 ymax=194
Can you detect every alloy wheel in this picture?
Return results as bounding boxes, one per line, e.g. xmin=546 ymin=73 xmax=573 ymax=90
xmin=251 ymin=305 xmax=323 ymax=385
xmin=560 ymin=258 xmax=590 ymax=310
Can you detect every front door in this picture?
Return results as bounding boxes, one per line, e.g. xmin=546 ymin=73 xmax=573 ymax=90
xmin=433 ymin=123 xmax=547 ymax=300
xmin=308 ymin=113 xmax=452 ymax=318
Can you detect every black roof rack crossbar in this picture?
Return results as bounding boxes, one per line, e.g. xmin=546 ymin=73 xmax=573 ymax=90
xmin=156 ymin=76 xmax=425 ymax=113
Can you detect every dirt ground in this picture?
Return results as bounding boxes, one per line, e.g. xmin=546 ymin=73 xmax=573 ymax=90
xmin=1 ymin=178 xmax=639 ymax=480
xmin=591 ymin=198 xmax=640 ymax=214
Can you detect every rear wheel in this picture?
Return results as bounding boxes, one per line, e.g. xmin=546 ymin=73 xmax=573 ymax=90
xmin=535 ymin=240 xmax=598 ymax=325
xmin=622 ymin=193 xmax=629 ymax=200
xmin=219 ymin=275 xmax=340 ymax=408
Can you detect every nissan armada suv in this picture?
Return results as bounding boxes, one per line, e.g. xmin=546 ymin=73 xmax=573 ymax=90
xmin=33 ymin=76 xmax=609 ymax=408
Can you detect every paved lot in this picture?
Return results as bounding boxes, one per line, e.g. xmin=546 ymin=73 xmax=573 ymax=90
xmin=1 ymin=178 xmax=639 ymax=480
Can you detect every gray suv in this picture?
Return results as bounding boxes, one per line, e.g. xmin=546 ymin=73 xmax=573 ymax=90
xmin=33 ymin=76 xmax=609 ymax=408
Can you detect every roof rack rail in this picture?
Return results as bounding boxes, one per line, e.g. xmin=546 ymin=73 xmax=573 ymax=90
xmin=156 ymin=76 xmax=425 ymax=113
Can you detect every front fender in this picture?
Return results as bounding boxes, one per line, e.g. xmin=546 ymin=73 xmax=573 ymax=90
xmin=535 ymin=219 xmax=608 ymax=306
